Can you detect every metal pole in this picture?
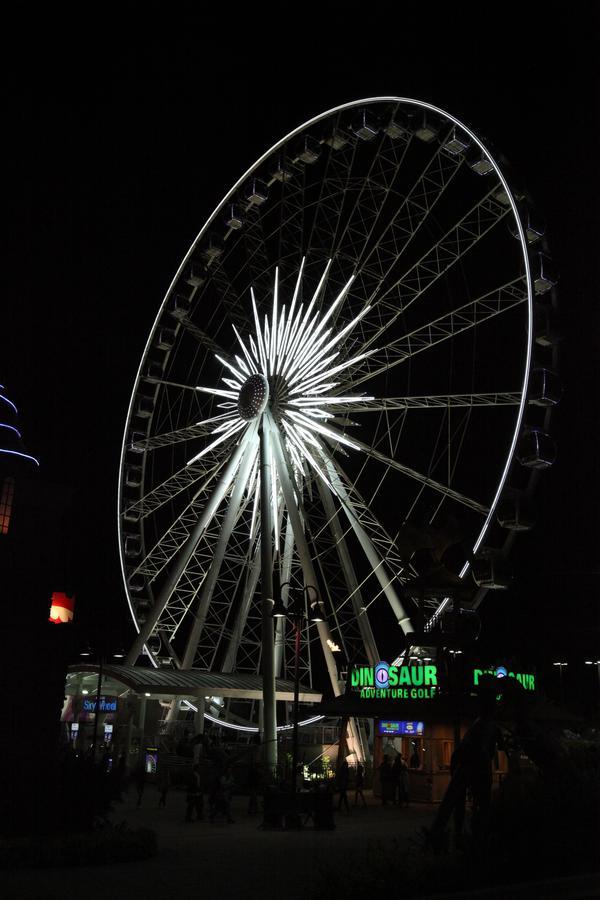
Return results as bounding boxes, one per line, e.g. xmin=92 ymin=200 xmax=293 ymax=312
xmin=91 ymin=656 xmax=103 ymax=761
xmin=259 ymin=418 xmax=277 ymax=776
xmin=291 ymin=613 xmax=302 ymax=799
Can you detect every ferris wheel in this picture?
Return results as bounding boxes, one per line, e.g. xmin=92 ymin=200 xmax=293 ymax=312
xmin=118 ymin=98 xmax=559 ymax=735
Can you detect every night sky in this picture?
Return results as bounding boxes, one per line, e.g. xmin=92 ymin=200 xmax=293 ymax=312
xmin=3 ymin=11 xmax=599 ymax=700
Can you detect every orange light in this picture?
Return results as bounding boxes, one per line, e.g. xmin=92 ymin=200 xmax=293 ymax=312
xmin=49 ymin=591 xmax=75 ymax=624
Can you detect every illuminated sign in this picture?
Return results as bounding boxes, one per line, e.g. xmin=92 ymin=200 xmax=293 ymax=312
xmin=49 ymin=591 xmax=75 ymax=624
xmin=473 ymin=667 xmax=536 ymax=691
xmin=82 ymin=696 xmax=118 ymax=713
xmin=351 ymin=663 xmax=438 ymax=699
xmin=378 ymin=720 xmax=424 ymax=736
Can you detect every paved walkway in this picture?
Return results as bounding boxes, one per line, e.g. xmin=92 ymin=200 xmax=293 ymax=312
xmin=4 ymin=789 xmax=437 ymax=900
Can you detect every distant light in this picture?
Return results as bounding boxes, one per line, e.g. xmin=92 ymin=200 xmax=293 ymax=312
xmin=585 ymin=660 xmax=600 ymax=665
xmin=144 ymin=692 xmax=151 ymax=698
xmin=327 ymin=639 xmax=341 ymax=653
xmin=113 ymin=650 xmax=125 ymax=659
xmin=82 ymin=689 xmax=89 ymax=695
xmin=553 ymin=661 xmax=568 ymax=667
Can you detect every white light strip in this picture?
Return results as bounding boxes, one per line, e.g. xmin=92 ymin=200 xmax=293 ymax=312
xmin=222 ymin=378 xmax=243 ymax=391
xmin=187 ymin=420 xmax=246 ymax=465
xmin=288 ymin=411 xmax=361 ymax=451
xmin=270 ymin=267 xmax=279 ymax=371
xmin=292 ymin=350 xmax=375 ymax=395
xmin=289 ymin=395 xmax=373 ymax=405
xmin=211 ymin=416 xmax=242 ymax=434
xmin=235 ymin=354 xmax=251 ymax=377
xmin=251 ymin=290 xmax=269 ymax=375
xmin=196 ymin=386 xmax=238 ymax=399
xmin=215 ymin=354 xmax=246 ymax=383
xmin=233 ymin=324 xmax=258 ymax=374
xmin=180 ymin=699 xmax=325 ymax=733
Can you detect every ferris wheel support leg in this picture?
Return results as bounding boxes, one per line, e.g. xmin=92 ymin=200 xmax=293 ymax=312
xmin=323 ymin=458 xmax=414 ymax=639
xmin=125 ymin=429 xmax=254 ymax=667
xmin=259 ymin=419 xmax=278 ymax=777
xmin=268 ymin=416 xmax=365 ymax=764
xmin=220 ymin=545 xmax=261 ymax=674
xmin=180 ymin=432 xmax=260 ymax=670
xmin=316 ymin=478 xmax=380 ymax=667
xmin=268 ymin=414 xmax=341 ymax=693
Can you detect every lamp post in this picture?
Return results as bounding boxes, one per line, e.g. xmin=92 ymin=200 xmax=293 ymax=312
xmin=272 ymin=583 xmax=324 ymax=817
xmin=552 ymin=661 xmax=568 ymax=707
xmin=584 ymin=660 xmax=600 ymax=711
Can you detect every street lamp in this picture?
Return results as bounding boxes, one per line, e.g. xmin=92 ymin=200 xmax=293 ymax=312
xmin=552 ymin=661 xmax=568 ymax=707
xmin=272 ymin=583 xmax=325 ymax=818
xmin=585 ymin=660 xmax=600 ymax=710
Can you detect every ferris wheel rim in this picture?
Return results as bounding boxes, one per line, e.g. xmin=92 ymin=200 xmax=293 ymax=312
xmin=118 ymin=96 xmax=536 ymax=671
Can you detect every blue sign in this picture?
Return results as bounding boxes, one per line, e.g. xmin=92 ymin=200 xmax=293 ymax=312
xmin=378 ymin=720 xmax=424 ymax=736
xmin=82 ymin=696 xmax=118 ymax=713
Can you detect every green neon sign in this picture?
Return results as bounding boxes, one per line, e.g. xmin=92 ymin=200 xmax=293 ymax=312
xmin=351 ymin=662 xmax=438 ymax=700
xmin=473 ymin=666 xmax=536 ymax=691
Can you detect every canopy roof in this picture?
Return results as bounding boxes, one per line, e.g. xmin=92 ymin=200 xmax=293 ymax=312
xmin=67 ymin=664 xmax=322 ymax=703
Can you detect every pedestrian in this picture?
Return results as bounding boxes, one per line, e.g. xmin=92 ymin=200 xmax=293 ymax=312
xmin=210 ymin=766 xmax=235 ymax=823
xmin=428 ymin=690 xmax=503 ymax=853
xmin=134 ymin=762 xmax=146 ymax=808
xmin=391 ymin=754 xmax=403 ymax=805
xmin=157 ymin=766 xmax=171 ymax=807
xmin=185 ymin=764 xmax=204 ymax=822
xmin=379 ymin=756 xmax=395 ymax=806
xmin=336 ymin=760 xmax=350 ymax=812
xmin=221 ymin=766 xmax=235 ymax=823
xmin=398 ymin=754 xmax=409 ymax=807
xmin=354 ymin=762 xmax=367 ymax=807
xmin=246 ymin=760 xmax=260 ymax=815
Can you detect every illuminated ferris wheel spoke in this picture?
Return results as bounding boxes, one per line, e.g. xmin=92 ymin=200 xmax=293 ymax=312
xmin=347 ymin=277 xmax=528 ymax=390
xmin=356 ymin=132 xmax=463 ymax=276
xmin=354 ymin=186 xmax=512 ymax=354
xmin=342 ymin=393 xmax=523 ymax=413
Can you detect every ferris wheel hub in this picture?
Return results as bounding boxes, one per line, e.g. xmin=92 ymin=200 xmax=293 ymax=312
xmin=237 ymin=373 xmax=269 ymax=420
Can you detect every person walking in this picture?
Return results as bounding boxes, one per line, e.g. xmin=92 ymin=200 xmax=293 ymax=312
xmin=157 ymin=766 xmax=170 ymax=807
xmin=398 ymin=754 xmax=409 ymax=807
xmin=391 ymin=754 xmax=403 ymax=805
xmin=428 ymin=690 xmax=503 ymax=853
xmin=336 ymin=760 xmax=350 ymax=812
xmin=134 ymin=762 xmax=146 ymax=808
xmin=246 ymin=760 xmax=260 ymax=815
xmin=185 ymin=764 xmax=204 ymax=822
xmin=209 ymin=766 xmax=235 ymax=823
xmin=379 ymin=756 xmax=394 ymax=806
xmin=354 ymin=762 xmax=367 ymax=808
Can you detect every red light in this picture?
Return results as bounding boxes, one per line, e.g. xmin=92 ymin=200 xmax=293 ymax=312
xmin=49 ymin=591 xmax=75 ymax=624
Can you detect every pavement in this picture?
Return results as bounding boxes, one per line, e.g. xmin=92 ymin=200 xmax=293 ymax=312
xmin=3 ymin=789 xmax=437 ymax=900
xmin=6 ymin=791 xmax=599 ymax=900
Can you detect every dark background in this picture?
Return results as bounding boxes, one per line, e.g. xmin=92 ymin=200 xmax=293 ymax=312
xmin=2 ymin=8 xmax=599 ymax=704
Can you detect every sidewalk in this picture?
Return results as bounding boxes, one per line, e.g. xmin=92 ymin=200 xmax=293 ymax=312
xmin=4 ymin=790 xmax=437 ymax=900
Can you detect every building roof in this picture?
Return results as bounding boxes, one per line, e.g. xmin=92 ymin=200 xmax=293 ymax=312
xmin=67 ymin=664 xmax=322 ymax=703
